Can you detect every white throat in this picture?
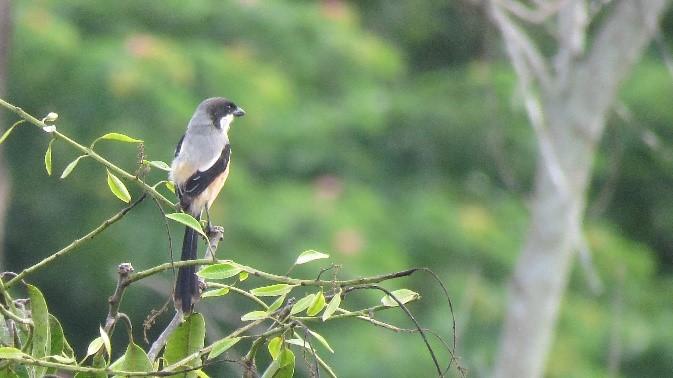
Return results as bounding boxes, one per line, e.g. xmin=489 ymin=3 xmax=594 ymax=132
xmin=219 ymin=114 xmax=234 ymax=135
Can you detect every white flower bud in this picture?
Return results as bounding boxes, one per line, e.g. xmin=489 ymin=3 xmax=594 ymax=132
xmin=43 ymin=112 xmax=59 ymax=123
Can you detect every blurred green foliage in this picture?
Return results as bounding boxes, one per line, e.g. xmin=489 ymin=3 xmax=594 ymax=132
xmin=2 ymin=0 xmax=673 ymax=376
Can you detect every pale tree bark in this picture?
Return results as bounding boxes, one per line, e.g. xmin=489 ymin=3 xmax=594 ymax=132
xmin=0 ymin=0 xmax=11 ymax=270
xmin=487 ymin=1 xmax=671 ymax=377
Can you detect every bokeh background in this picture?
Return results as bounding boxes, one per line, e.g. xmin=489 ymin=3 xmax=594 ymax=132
xmin=1 ymin=0 xmax=673 ymax=376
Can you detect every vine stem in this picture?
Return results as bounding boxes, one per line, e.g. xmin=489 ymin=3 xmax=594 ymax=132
xmin=128 ymin=259 xmax=421 ymax=288
xmin=0 ymin=97 xmax=176 ymax=209
xmin=4 ymin=194 xmax=146 ymax=288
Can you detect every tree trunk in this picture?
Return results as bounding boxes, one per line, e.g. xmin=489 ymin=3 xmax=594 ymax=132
xmin=493 ymin=1 xmax=670 ymax=377
xmin=0 ymin=0 xmax=11 ymax=270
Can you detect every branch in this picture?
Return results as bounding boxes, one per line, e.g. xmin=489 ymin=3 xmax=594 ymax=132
xmin=104 ymin=263 xmax=136 ymax=334
xmin=345 ymin=285 xmax=444 ymax=377
xmin=0 ymin=97 xmax=176 ymax=209
xmin=128 ymin=260 xmax=421 ymax=288
xmin=4 ymin=193 xmax=146 ymax=288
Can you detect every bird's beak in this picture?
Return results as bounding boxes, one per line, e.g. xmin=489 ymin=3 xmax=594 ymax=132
xmin=233 ymin=107 xmax=245 ymax=117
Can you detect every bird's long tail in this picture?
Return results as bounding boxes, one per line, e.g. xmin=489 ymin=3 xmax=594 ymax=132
xmin=174 ymin=225 xmax=199 ymax=313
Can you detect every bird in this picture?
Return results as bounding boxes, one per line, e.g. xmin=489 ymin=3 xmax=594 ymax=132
xmin=169 ymin=97 xmax=245 ymax=314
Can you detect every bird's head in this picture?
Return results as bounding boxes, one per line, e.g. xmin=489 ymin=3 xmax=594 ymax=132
xmin=198 ymin=97 xmax=245 ymax=131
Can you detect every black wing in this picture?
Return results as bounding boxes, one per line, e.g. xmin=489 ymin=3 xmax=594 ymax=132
xmin=182 ymin=144 xmax=231 ymax=199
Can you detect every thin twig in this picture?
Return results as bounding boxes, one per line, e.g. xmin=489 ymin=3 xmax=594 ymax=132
xmin=347 ymin=285 xmax=444 ymax=377
xmin=128 ymin=261 xmax=421 ymax=289
xmin=5 ymin=194 xmax=146 ymax=288
xmin=104 ymin=263 xmax=136 ymax=335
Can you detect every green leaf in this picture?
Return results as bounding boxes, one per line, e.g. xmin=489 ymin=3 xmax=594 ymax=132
xmin=322 ymin=290 xmax=341 ymax=321
xmin=27 ymin=284 xmax=50 ymax=377
xmin=0 ymin=347 xmax=26 ymax=359
xmin=197 ymin=263 xmax=241 ymax=280
xmin=164 ymin=181 xmax=176 ymax=194
xmin=99 ymin=326 xmax=111 ymax=357
xmin=308 ymin=330 xmax=334 ymax=353
xmin=306 ymin=291 xmax=326 ymax=316
xmin=287 ymin=335 xmax=338 ymax=377
xmin=49 ymin=314 xmax=74 ymax=359
xmin=107 ymin=169 xmax=132 ymax=203
xmin=164 ymin=313 xmax=205 ymax=376
xmin=207 ymin=337 xmax=241 ymax=360
xmin=76 ymin=354 xmax=107 ymax=378
xmin=60 ymin=155 xmax=87 ymax=179
xmin=194 ymin=370 xmax=210 ymax=378
xmin=45 ymin=139 xmax=54 ymax=176
xmin=267 ymin=337 xmax=282 ymax=360
xmin=239 ymin=271 xmax=249 ymax=281
xmin=109 ymin=342 xmax=153 ymax=378
xmin=147 ymin=160 xmax=171 ymax=171
xmin=201 ymin=287 xmax=230 ymax=298
xmin=290 ymin=294 xmax=315 ymax=315
xmin=166 ymin=213 xmax=207 ymax=238
xmin=85 ymin=337 xmax=104 ymax=359
xmin=261 ymin=348 xmax=295 ymax=378
xmin=267 ymin=294 xmax=286 ymax=313
xmin=295 ymin=250 xmax=329 ymax=265
xmin=0 ymin=120 xmax=24 ymax=144
xmin=92 ymin=132 xmax=143 ymax=148
xmin=250 ymin=284 xmax=295 ymax=297
xmin=241 ymin=311 xmax=268 ymax=321
xmin=380 ymin=289 xmax=420 ymax=307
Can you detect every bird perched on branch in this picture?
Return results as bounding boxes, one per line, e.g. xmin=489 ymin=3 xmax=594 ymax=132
xmin=170 ymin=97 xmax=245 ymax=314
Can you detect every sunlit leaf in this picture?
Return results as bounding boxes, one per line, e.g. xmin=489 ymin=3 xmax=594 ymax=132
xmin=197 ymin=263 xmax=240 ymax=279
xmin=147 ymin=160 xmax=171 ymax=171
xmin=285 ymin=338 xmax=313 ymax=351
xmin=295 ymin=250 xmax=329 ymax=265
xmin=267 ymin=337 xmax=282 ymax=360
xmin=306 ymin=291 xmax=326 ymax=316
xmin=380 ymin=289 xmax=420 ymax=307
xmin=290 ymin=294 xmax=315 ymax=315
xmin=45 ymin=139 xmax=54 ymax=176
xmin=201 ymin=287 xmax=230 ymax=298
xmin=267 ymin=294 xmax=286 ymax=313
xmin=99 ymin=326 xmax=111 ymax=357
xmin=239 ymin=271 xmax=249 ymax=281
xmin=208 ymin=337 xmax=241 ymax=360
xmin=250 ymin=284 xmax=295 ymax=297
xmin=164 ymin=181 xmax=176 ymax=194
xmin=85 ymin=337 xmax=104 ymax=358
xmin=322 ymin=290 xmax=341 ymax=321
xmin=166 ymin=212 xmax=207 ymax=238
xmin=241 ymin=311 xmax=268 ymax=321
xmin=92 ymin=132 xmax=143 ymax=148
xmin=60 ymin=155 xmax=87 ymax=179
xmin=107 ymin=169 xmax=132 ymax=203
xmin=0 ymin=347 xmax=26 ymax=359
xmin=0 ymin=120 xmax=24 ymax=144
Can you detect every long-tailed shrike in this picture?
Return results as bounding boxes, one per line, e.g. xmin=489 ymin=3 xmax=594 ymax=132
xmin=170 ymin=97 xmax=245 ymax=313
